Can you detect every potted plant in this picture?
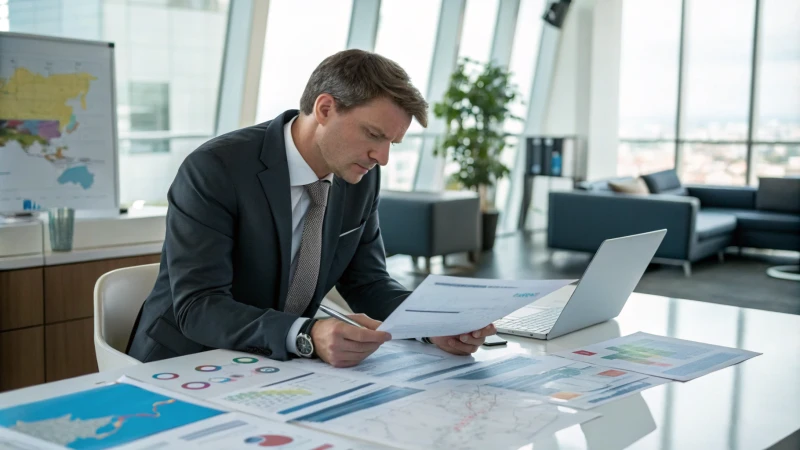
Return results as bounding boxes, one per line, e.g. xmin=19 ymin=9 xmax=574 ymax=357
xmin=432 ymin=58 xmax=521 ymax=251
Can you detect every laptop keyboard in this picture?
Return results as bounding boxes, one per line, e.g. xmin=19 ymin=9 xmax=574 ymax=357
xmin=495 ymin=307 xmax=564 ymax=334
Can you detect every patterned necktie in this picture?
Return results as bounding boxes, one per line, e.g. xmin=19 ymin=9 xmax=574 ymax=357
xmin=284 ymin=180 xmax=331 ymax=315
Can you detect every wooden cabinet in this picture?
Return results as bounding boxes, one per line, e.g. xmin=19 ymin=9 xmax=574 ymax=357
xmin=0 ymin=327 xmax=45 ymax=391
xmin=44 ymin=255 xmax=160 ymax=324
xmin=0 ymin=267 xmax=44 ymax=331
xmin=0 ymin=253 xmax=160 ymax=391
xmin=45 ymin=318 xmax=98 ymax=382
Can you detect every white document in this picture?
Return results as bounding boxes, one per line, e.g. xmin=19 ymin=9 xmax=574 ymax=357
xmin=209 ymin=373 xmax=393 ymax=423
xmin=0 ymin=375 xmax=227 ymax=450
xmin=422 ymin=354 xmax=573 ymax=386
xmin=122 ymin=349 xmax=308 ymax=400
xmin=483 ymin=360 xmax=669 ymax=409
xmin=117 ymin=412 xmax=386 ymax=450
xmin=552 ymin=331 xmax=762 ymax=382
xmin=377 ymin=275 xmax=576 ymax=339
xmin=297 ymin=384 xmax=600 ymax=450
xmin=285 ymin=340 xmax=482 ymax=384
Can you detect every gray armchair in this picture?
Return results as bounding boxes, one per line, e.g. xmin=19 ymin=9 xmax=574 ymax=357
xmin=378 ymin=190 xmax=481 ymax=271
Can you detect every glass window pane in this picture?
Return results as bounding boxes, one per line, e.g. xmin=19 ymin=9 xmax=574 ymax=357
xmin=255 ymin=0 xmax=353 ymax=123
xmin=7 ymin=0 xmax=229 ymax=205
xmin=504 ymin=0 xmax=545 ymax=134
xmin=751 ymin=144 xmax=800 ymax=183
xmin=458 ymin=0 xmax=499 ymax=65
xmin=381 ymin=137 xmax=423 ymax=191
xmin=681 ymin=0 xmax=755 ymax=140
xmin=680 ymin=143 xmax=747 ymax=185
xmin=617 ymin=142 xmax=676 ymax=177
xmin=0 ymin=0 xmax=9 ymax=32
xmin=374 ymin=0 xmax=441 ymax=113
xmin=618 ymin=0 xmax=681 ymax=139
xmin=755 ymin=0 xmax=800 ymax=141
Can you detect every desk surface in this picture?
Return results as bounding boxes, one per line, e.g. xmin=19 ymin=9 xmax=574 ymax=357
xmin=1 ymin=291 xmax=798 ymax=450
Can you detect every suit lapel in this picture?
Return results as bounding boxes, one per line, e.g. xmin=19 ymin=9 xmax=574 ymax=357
xmin=257 ymin=111 xmax=297 ymax=309
xmin=313 ymin=176 xmax=346 ymax=303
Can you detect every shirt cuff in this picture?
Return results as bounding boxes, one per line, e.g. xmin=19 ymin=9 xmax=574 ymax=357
xmin=286 ymin=317 xmax=310 ymax=356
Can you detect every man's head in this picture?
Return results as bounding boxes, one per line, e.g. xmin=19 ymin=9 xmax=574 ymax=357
xmin=299 ymin=49 xmax=428 ymax=184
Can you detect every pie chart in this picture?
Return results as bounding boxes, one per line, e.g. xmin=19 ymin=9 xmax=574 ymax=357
xmin=244 ymin=435 xmax=294 ymax=446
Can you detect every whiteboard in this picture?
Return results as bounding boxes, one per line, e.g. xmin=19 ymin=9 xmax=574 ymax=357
xmin=0 ymin=32 xmax=119 ymax=213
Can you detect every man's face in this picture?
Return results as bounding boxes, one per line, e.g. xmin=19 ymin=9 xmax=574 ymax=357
xmin=316 ymin=96 xmax=412 ymax=184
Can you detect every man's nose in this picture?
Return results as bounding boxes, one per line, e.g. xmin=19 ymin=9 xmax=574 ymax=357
xmin=370 ymin=142 xmax=390 ymax=166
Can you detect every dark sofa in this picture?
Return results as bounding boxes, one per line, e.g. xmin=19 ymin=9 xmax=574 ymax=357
xmin=548 ymin=171 xmax=800 ymax=276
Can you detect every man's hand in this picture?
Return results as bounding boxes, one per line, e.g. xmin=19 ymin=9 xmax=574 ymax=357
xmin=311 ymin=314 xmax=391 ymax=368
xmin=430 ymin=324 xmax=497 ymax=356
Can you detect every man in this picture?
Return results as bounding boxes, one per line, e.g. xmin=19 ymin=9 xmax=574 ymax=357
xmin=127 ymin=49 xmax=496 ymax=368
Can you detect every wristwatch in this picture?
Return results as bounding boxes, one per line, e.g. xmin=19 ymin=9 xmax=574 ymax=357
xmin=295 ymin=319 xmax=318 ymax=358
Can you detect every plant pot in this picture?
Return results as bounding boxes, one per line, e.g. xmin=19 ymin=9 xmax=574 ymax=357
xmin=481 ymin=210 xmax=500 ymax=251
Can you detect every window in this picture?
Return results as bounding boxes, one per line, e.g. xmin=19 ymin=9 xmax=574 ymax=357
xmin=126 ymin=82 xmax=170 ymax=153
xmin=381 ymin=138 xmax=422 ymax=191
xmin=618 ymin=1 xmax=796 ymax=186
xmin=751 ymin=0 xmax=800 ymax=183
xmin=458 ymin=0 xmax=499 ymax=65
xmin=373 ymin=0 xmax=441 ymax=190
xmin=681 ymin=0 xmax=755 ymax=142
xmin=494 ymin=0 xmax=545 ymax=223
xmin=0 ymin=0 xmax=8 ymax=31
xmin=617 ymin=0 xmax=681 ymax=176
xmin=254 ymin=0 xmax=353 ymax=123
xmin=374 ymin=0 xmax=441 ymax=133
xmin=678 ymin=0 xmax=755 ymax=185
xmin=680 ymin=143 xmax=747 ymax=185
xmin=504 ymin=0 xmax=545 ymax=135
xmin=7 ymin=0 xmax=230 ymax=205
xmin=129 ymin=83 xmax=170 ymax=132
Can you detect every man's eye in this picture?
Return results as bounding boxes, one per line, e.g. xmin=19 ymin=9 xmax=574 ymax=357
xmin=369 ymin=133 xmax=380 ymax=139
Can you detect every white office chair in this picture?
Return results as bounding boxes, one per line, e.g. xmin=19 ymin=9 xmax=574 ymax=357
xmin=92 ymin=263 xmax=353 ymax=372
xmin=93 ymin=263 xmax=159 ymax=371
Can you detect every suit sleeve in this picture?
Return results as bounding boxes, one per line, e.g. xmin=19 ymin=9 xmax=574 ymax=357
xmin=165 ymin=149 xmax=297 ymax=360
xmin=335 ymin=172 xmax=411 ymax=320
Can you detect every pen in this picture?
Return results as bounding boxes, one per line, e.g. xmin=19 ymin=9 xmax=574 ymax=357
xmin=318 ymin=304 xmax=366 ymax=329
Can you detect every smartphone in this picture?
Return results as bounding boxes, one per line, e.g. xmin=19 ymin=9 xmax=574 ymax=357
xmin=482 ymin=335 xmax=507 ymax=347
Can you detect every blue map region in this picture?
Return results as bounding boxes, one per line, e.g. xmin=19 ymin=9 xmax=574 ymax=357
xmin=58 ymin=165 xmax=95 ymax=189
xmin=0 ymin=383 xmax=224 ymax=449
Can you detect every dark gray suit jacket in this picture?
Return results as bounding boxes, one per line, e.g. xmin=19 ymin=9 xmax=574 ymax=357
xmin=127 ymin=110 xmax=411 ymax=363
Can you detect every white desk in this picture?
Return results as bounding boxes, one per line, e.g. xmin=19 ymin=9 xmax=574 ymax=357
xmin=1 ymin=292 xmax=798 ymax=450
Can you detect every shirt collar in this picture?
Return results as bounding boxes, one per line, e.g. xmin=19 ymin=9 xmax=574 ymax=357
xmin=284 ymin=115 xmax=334 ymax=187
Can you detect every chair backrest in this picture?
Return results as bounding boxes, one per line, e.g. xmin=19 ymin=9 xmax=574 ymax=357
xmin=93 ymin=263 xmax=159 ymax=371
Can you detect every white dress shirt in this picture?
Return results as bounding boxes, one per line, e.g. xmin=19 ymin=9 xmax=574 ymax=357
xmin=283 ymin=116 xmax=334 ymax=355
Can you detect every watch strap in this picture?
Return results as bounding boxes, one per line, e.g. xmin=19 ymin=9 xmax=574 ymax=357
xmin=298 ymin=318 xmax=318 ymax=358
xmin=300 ymin=318 xmax=318 ymax=337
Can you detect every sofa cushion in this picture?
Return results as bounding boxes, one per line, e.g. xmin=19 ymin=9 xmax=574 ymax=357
xmin=578 ymin=177 xmax=636 ymax=192
xmin=703 ymin=208 xmax=800 ymax=233
xmin=756 ymin=177 xmax=800 ymax=214
xmin=608 ymin=178 xmax=649 ymax=194
xmin=642 ymin=169 xmax=685 ymax=195
xmin=695 ymin=211 xmax=738 ymax=240
xmin=686 ymin=185 xmax=756 ymax=209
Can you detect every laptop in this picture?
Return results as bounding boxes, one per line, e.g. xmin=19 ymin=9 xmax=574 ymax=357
xmin=495 ymin=229 xmax=667 ymax=340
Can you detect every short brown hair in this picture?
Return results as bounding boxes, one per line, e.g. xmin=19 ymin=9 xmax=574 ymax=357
xmin=300 ymin=49 xmax=428 ymax=128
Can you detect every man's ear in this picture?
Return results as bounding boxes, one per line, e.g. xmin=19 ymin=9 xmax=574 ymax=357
xmin=314 ymin=93 xmax=336 ymax=125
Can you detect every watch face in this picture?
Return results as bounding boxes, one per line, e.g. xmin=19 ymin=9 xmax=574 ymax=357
xmin=296 ymin=334 xmax=313 ymax=357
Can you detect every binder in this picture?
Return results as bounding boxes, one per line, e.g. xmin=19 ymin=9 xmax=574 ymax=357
xmin=526 ymin=137 xmax=544 ymax=175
